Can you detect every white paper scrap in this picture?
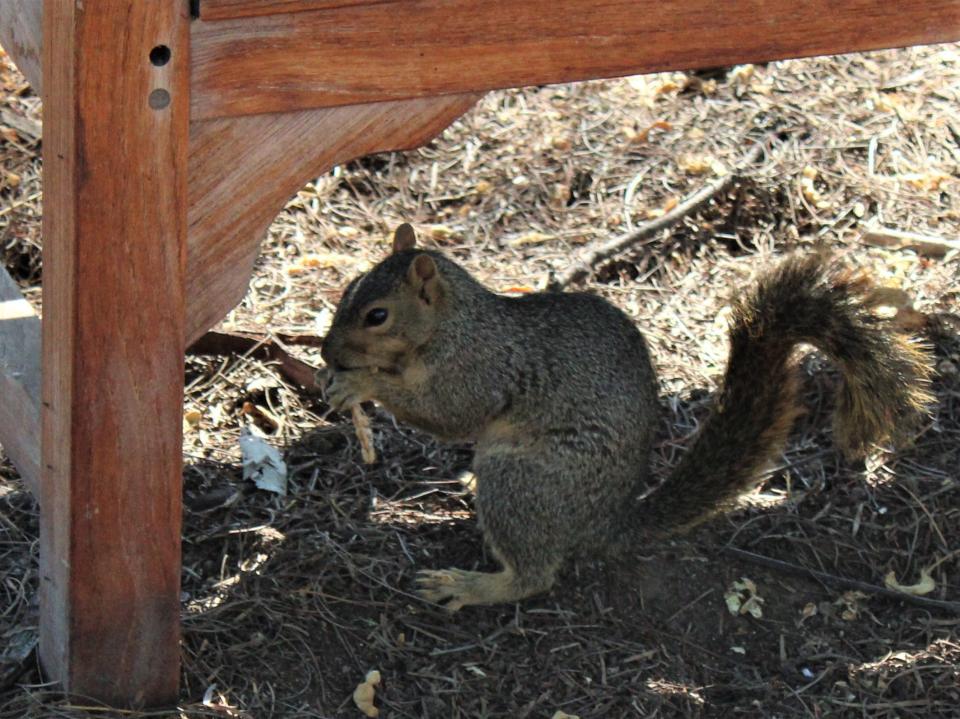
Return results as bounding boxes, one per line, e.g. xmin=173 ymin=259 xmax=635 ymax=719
xmin=239 ymin=428 xmax=288 ymax=495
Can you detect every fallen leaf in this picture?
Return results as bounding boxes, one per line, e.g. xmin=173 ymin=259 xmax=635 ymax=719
xmin=900 ymin=171 xmax=951 ymax=192
xmin=509 ymin=231 xmax=554 ymax=248
xmin=656 ymin=79 xmax=681 ymax=94
xmin=285 ymin=252 xmax=358 ymax=275
xmin=625 ymin=119 xmax=672 ymax=144
xmin=428 ymin=224 xmax=457 ymax=241
xmin=730 ymin=64 xmax=755 ymax=84
xmin=645 ymin=196 xmax=680 ymax=219
xmin=679 ymin=155 xmax=725 ymax=176
xmin=679 ymin=156 xmax=711 ymax=175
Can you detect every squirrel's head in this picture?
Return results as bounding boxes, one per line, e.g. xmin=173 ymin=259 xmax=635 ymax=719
xmin=321 ymin=224 xmax=446 ymax=374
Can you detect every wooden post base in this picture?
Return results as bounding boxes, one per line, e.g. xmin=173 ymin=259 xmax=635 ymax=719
xmin=39 ymin=3 xmax=190 ymax=706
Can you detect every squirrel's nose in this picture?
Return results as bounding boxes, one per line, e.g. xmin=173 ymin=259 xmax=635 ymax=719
xmin=320 ymin=341 xmax=350 ymax=374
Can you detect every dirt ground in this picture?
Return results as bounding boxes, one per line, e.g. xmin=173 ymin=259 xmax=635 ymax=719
xmin=1 ymin=41 xmax=959 ymax=719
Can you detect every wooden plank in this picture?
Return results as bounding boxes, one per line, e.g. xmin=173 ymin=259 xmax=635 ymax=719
xmin=201 ymin=0 xmax=394 ymax=21
xmin=0 ymin=0 xmax=43 ymax=91
xmin=190 ymin=0 xmax=960 ymax=119
xmin=184 ymin=93 xmax=478 ymax=342
xmin=40 ymin=1 xmax=189 ymax=706
xmin=0 ymin=268 xmax=40 ymax=494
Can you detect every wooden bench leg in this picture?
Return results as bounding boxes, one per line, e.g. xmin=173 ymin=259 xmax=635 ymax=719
xmin=40 ymin=3 xmax=189 ymax=707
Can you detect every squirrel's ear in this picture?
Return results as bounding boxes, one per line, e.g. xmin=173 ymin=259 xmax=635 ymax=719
xmin=407 ymin=253 xmax=441 ymax=304
xmin=392 ymin=223 xmax=417 ymax=254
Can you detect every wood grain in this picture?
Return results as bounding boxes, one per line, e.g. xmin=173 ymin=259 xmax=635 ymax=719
xmin=184 ymin=93 xmax=478 ymax=342
xmin=0 ymin=5 xmax=475 ymax=343
xmin=201 ymin=0 xmax=396 ymax=21
xmin=41 ymin=1 xmax=189 ymax=706
xmin=0 ymin=0 xmax=43 ymax=91
xmin=191 ymin=0 xmax=960 ymax=119
xmin=0 ymin=268 xmax=40 ymax=494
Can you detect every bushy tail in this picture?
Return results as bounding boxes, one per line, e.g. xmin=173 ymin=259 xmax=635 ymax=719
xmin=641 ymin=253 xmax=934 ymax=536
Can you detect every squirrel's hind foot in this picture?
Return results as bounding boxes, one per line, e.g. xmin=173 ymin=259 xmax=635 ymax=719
xmin=416 ymin=565 xmax=554 ymax=611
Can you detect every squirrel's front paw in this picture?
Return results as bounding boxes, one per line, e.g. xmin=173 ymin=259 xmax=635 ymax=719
xmin=325 ymin=369 xmax=375 ymax=412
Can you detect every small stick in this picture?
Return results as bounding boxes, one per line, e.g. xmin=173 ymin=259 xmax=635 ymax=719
xmin=861 ymin=223 xmax=960 ymax=258
xmin=721 ymin=546 xmax=960 ymax=614
xmin=552 ymin=135 xmax=773 ymax=289
xmin=187 ymin=329 xmax=322 ymax=391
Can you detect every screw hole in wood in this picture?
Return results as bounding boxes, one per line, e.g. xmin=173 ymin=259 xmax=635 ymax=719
xmin=149 ymin=89 xmax=171 ymax=110
xmin=150 ymin=45 xmax=171 ymax=67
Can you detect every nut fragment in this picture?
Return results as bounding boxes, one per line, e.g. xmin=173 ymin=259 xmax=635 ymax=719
xmin=353 ymin=670 xmax=381 ymax=717
xmin=352 ymin=404 xmax=377 ymax=464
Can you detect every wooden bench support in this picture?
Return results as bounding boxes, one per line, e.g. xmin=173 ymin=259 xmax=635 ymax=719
xmin=0 ymin=268 xmax=40 ymax=494
xmin=191 ymin=0 xmax=960 ymax=119
xmin=185 ymin=93 xmax=479 ymax=341
xmin=39 ymin=3 xmax=190 ymax=706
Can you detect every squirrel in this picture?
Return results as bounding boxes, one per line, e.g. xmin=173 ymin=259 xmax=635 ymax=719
xmin=321 ymin=223 xmax=934 ymax=611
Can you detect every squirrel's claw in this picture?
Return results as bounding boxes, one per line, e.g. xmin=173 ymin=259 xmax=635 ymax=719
xmin=324 ymin=370 xmax=374 ymax=412
xmin=416 ymin=566 xmax=532 ymax=611
xmin=416 ymin=569 xmax=468 ymax=612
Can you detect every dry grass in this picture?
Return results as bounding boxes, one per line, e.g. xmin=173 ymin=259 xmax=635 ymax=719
xmin=1 ymin=41 xmax=958 ymax=718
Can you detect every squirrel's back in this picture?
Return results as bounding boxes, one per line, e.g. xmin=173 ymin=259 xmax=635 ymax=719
xmin=489 ymin=291 xmax=658 ymax=422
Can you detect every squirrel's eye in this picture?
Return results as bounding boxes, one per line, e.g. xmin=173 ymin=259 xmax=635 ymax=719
xmin=364 ymin=308 xmax=389 ymax=327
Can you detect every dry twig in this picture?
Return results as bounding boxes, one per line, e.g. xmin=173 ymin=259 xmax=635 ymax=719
xmin=861 ymin=223 xmax=960 ymax=258
xmin=187 ymin=330 xmax=322 ymax=391
xmin=551 ymin=134 xmax=775 ymax=289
